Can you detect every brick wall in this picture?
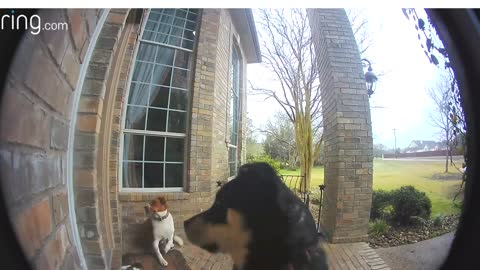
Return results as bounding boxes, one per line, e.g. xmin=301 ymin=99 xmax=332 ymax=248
xmin=211 ymin=9 xmax=249 ymax=184
xmin=308 ymin=9 xmax=373 ymax=243
xmin=0 ymin=9 xmax=102 ymax=269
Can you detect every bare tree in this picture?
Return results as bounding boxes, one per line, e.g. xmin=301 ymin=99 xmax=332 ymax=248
xmin=260 ymin=112 xmax=297 ymax=167
xmin=347 ymin=8 xmax=372 ymax=57
xmin=428 ymin=73 xmax=454 ymax=173
xmin=250 ymin=9 xmax=322 ymax=191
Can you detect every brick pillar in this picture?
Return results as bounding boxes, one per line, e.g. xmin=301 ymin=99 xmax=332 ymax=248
xmin=307 ymin=9 xmax=373 ymax=243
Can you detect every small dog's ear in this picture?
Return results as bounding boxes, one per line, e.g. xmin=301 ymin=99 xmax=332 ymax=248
xmin=157 ymin=196 xmax=166 ymax=205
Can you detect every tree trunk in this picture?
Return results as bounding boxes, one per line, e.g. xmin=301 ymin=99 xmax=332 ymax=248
xmin=445 ymin=128 xmax=449 ymax=173
xmin=445 ymin=145 xmax=449 ymax=173
xmin=294 ymin=112 xmax=314 ymax=193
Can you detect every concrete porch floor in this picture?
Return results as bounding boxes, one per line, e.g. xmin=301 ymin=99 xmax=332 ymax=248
xmin=122 ymin=241 xmax=389 ymax=270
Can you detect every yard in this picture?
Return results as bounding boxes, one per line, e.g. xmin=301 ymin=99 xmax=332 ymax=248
xmin=279 ymin=158 xmax=463 ymax=216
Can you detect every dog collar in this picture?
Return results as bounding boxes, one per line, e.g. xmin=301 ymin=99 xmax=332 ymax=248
xmin=152 ymin=211 xmax=169 ymax=222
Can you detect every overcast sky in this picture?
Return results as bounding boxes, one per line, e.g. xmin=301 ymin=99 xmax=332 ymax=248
xmin=246 ymin=8 xmax=445 ymax=150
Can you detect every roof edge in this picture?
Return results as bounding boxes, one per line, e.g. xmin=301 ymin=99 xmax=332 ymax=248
xmin=244 ymin=9 xmax=262 ymax=63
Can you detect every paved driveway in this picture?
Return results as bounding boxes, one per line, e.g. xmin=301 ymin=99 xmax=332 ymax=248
xmin=375 ymin=232 xmax=454 ymax=270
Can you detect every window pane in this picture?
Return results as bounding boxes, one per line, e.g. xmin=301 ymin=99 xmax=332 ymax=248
xmin=169 ymin=36 xmax=182 ymax=47
xmin=167 ymin=111 xmax=186 ymax=133
xmin=145 ymin=20 xmax=157 ymax=31
xmin=137 ymin=43 xmax=156 ymax=62
xmin=228 ymin=147 xmax=237 ymax=177
xmin=165 ymin=163 xmax=183 ymax=187
xmin=152 ymin=65 xmax=172 ymax=86
xmin=174 ymin=50 xmax=191 ymax=69
xmin=175 ymin=9 xmax=187 ymax=19
xmin=157 ymin=24 xmax=171 ymax=35
xmin=169 ymin=89 xmax=188 ymax=110
xmin=149 ymin=85 xmax=169 ymax=108
xmin=155 ymin=47 xmax=175 ymax=65
xmin=123 ymin=162 xmax=142 ymax=188
xmin=182 ymin=40 xmax=194 ymax=50
xmin=132 ymin=61 xmax=153 ymax=83
xmin=155 ymin=33 xmax=169 ymax=44
xmin=172 ymin=68 xmax=188 ymax=89
xmin=229 ymin=147 xmax=236 ymax=162
xmin=128 ymin=83 xmax=149 ymax=106
xmin=160 ymin=14 xmax=174 ymax=24
xmin=187 ymin=12 xmax=197 ymax=21
xmin=123 ymin=134 xmax=144 ymax=161
xmin=142 ymin=30 xmax=155 ymax=41
xmin=173 ymin=18 xmax=186 ymax=29
xmin=163 ymin=9 xmax=175 ymax=16
xmin=125 ymin=106 xmax=146 ymax=130
xmin=183 ymin=30 xmax=195 ymax=41
xmin=185 ymin=20 xmax=196 ymax=31
xmin=144 ymin=136 xmax=165 ymax=161
xmin=147 ymin=108 xmax=167 ymax=131
xmin=165 ymin=138 xmax=184 ymax=162
xmin=144 ymin=163 xmax=164 ymax=188
xmin=149 ymin=11 xmax=161 ymax=21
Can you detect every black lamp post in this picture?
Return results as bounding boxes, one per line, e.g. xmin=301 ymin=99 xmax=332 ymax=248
xmin=361 ymin=58 xmax=378 ymax=97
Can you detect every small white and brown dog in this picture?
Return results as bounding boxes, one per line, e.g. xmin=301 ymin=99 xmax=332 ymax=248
xmin=145 ymin=196 xmax=184 ymax=266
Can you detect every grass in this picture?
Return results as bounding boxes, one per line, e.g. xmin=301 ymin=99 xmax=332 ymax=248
xmin=279 ymin=158 xmax=462 ymax=217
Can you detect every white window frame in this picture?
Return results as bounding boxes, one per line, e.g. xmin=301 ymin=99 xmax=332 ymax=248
xmin=119 ymin=9 xmax=197 ymax=192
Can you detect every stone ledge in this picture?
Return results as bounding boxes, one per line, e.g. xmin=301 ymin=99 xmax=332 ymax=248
xmin=331 ymin=234 xmax=369 ymax=244
xmin=118 ymin=192 xmax=192 ymax=202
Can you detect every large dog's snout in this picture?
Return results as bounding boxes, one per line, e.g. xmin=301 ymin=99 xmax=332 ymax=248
xmin=183 ymin=213 xmax=203 ymax=242
xmin=184 ymin=217 xmax=193 ymax=228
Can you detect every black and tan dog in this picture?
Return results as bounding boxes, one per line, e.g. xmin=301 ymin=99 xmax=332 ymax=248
xmin=184 ymin=162 xmax=328 ymax=270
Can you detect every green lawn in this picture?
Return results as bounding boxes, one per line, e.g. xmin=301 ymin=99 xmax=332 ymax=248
xmin=279 ymin=158 xmax=462 ymax=216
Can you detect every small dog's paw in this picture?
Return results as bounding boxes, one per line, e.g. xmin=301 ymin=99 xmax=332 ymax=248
xmin=159 ymin=258 xmax=168 ymax=266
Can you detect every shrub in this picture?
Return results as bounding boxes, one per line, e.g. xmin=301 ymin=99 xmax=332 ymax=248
xmin=247 ymin=155 xmax=281 ymax=172
xmin=369 ymin=219 xmax=390 ymax=236
xmin=370 ymin=190 xmax=394 ymax=221
xmin=311 ymin=192 xmax=321 ymax=205
xmin=409 ymin=216 xmax=427 ymax=226
xmin=433 ymin=214 xmax=444 ymax=227
xmin=391 ymin=186 xmax=432 ymax=225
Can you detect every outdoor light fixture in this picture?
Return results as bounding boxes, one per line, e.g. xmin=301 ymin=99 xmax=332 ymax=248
xmin=361 ymin=58 xmax=378 ymax=97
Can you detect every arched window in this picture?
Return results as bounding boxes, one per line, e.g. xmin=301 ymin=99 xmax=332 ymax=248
xmin=121 ymin=9 xmax=198 ymax=191
xmin=229 ymin=45 xmax=242 ymax=177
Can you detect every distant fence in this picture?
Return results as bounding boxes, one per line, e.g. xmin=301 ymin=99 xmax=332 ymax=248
xmin=383 ymin=149 xmax=462 ymax=158
xmin=280 ymin=174 xmax=325 ymax=233
xmin=280 ymin=174 xmax=310 ymax=205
